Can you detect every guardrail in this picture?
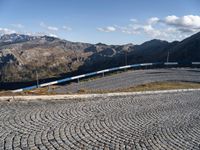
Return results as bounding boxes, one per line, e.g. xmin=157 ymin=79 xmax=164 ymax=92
xmin=12 ymin=62 xmax=200 ymax=93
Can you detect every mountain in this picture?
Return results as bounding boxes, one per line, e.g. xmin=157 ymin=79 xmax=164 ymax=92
xmin=0 ymin=33 xmax=37 ymax=46
xmin=0 ymin=32 xmax=200 ymax=87
xmin=169 ymin=32 xmax=200 ymax=62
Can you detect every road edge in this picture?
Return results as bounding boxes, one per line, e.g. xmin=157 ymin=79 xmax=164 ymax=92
xmin=1 ymin=88 xmax=200 ymax=102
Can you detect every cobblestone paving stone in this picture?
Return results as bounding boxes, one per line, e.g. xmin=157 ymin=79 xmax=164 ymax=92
xmin=1 ymin=91 xmax=200 ymax=149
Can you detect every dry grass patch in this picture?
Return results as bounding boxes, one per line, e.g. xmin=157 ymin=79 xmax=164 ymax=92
xmin=77 ymin=81 xmax=200 ymax=94
xmin=23 ymin=86 xmax=58 ymax=95
xmin=0 ymin=86 xmax=58 ymax=96
xmin=0 ymin=91 xmax=14 ymax=96
xmin=1 ymin=81 xmax=200 ymax=96
xmin=122 ymin=81 xmax=200 ymax=92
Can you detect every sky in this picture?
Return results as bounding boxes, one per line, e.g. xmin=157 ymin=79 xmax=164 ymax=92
xmin=0 ymin=0 xmax=200 ymax=44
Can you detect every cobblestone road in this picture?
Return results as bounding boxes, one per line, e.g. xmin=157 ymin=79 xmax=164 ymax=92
xmin=1 ymin=91 xmax=200 ymax=149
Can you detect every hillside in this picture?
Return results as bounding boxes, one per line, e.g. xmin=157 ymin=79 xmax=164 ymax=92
xmin=0 ymin=32 xmax=200 ymax=86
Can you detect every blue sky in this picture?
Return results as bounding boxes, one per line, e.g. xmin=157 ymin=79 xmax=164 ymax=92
xmin=0 ymin=0 xmax=200 ymax=44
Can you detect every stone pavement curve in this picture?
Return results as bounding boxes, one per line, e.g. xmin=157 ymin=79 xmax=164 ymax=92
xmin=1 ymin=91 xmax=200 ymax=150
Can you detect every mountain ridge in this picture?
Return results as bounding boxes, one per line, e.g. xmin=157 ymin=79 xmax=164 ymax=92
xmin=0 ymin=32 xmax=200 ymax=85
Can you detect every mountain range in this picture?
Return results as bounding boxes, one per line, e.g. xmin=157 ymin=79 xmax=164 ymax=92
xmin=0 ymin=32 xmax=200 ymax=88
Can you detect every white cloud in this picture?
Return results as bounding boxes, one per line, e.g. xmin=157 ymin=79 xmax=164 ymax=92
xmin=40 ymin=22 xmax=46 ymax=27
xmin=109 ymin=15 xmax=200 ymax=41
xmin=11 ymin=24 xmax=24 ymax=28
xmin=97 ymin=26 xmax=116 ymax=32
xmin=40 ymin=22 xmax=59 ymax=31
xmin=118 ymin=24 xmax=142 ymax=35
xmin=0 ymin=28 xmax=16 ymax=35
xmin=164 ymin=15 xmax=179 ymax=24
xmin=48 ymin=34 xmax=58 ymax=38
xmin=163 ymin=15 xmax=200 ymax=32
xmin=47 ymin=26 xmax=58 ymax=31
xmin=142 ymin=25 xmax=162 ymax=37
xmin=148 ymin=17 xmax=159 ymax=25
xmin=119 ymin=24 xmax=164 ymax=38
xmin=62 ymin=26 xmax=72 ymax=31
xmin=24 ymin=31 xmax=59 ymax=38
xmin=130 ymin=19 xmax=138 ymax=23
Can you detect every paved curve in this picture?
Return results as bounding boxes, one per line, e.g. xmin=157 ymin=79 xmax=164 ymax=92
xmin=53 ymin=68 xmax=200 ymax=93
xmin=1 ymin=91 xmax=200 ymax=149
